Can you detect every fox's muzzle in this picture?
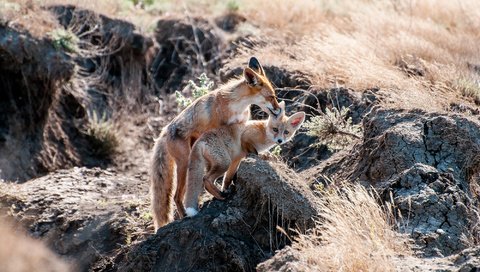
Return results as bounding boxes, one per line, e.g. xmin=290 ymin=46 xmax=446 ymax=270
xmin=268 ymin=107 xmax=281 ymax=118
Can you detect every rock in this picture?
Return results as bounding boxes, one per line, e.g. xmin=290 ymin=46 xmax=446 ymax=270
xmin=257 ymin=247 xmax=309 ymax=272
xmin=117 ymin=157 xmax=320 ymax=271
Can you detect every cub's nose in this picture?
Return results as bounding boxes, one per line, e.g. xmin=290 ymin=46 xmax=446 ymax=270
xmin=277 ymin=139 xmax=283 ymax=144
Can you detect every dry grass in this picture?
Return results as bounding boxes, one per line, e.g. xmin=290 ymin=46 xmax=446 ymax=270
xmin=293 ymin=183 xmax=410 ymax=271
xmin=228 ymin=0 xmax=480 ymax=111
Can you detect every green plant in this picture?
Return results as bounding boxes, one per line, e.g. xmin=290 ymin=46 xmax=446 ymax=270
xmin=49 ymin=29 xmax=78 ymax=53
xmin=85 ymin=111 xmax=118 ymax=158
xmin=455 ymin=77 xmax=480 ymax=104
xmin=270 ymin=145 xmax=282 ymax=157
xmin=176 ymin=73 xmax=214 ymax=109
xmin=304 ymin=106 xmax=361 ymax=150
xmin=226 ymin=0 xmax=240 ymax=12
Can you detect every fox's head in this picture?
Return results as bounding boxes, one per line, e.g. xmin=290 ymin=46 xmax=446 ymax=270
xmin=243 ymin=57 xmax=281 ymax=117
xmin=266 ymin=101 xmax=305 ymax=145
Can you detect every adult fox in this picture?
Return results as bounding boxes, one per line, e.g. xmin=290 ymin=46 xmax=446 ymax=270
xmin=150 ymin=57 xmax=281 ymax=230
xmin=184 ymin=101 xmax=305 ymax=217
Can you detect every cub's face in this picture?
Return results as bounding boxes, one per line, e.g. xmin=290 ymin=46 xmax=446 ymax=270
xmin=266 ymin=101 xmax=305 ymax=145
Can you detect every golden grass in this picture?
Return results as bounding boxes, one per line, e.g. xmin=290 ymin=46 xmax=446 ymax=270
xmin=293 ymin=183 xmax=410 ymax=271
xmin=228 ymin=0 xmax=480 ymax=110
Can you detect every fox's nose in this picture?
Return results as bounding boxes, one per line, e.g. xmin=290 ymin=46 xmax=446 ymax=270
xmin=277 ymin=139 xmax=283 ymax=144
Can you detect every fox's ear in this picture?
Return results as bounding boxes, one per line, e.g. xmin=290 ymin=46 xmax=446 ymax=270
xmin=248 ymin=57 xmax=265 ymax=76
xmin=244 ymin=67 xmax=259 ymax=86
xmin=279 ymin=101 xmax=286 ymax=111
xmin=288 ymin=112 xmax=305 ymax=129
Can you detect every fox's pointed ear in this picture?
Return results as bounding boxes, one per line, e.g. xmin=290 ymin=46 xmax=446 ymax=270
xmin=279 ymin=101 xmax=286 ymax=111
xmin=244 ymin=67 xmax=259 ymax=86
xmin=248 ymin=57 xmax=265 ymax=76
xmin=288 ymin=112 xmax=305 ymax=129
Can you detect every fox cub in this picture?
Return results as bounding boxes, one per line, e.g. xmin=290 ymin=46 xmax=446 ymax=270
xmin=184 ymin=101 xmax=305 ymax=216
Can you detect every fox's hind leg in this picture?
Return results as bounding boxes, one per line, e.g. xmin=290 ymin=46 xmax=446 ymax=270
xmin=169 ymin=139 xmax=191 ymax=219
xmin=203 ymin=151 xmax=231 ymax=200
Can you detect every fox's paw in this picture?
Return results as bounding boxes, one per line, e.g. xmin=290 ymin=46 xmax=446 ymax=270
xmin=185 ymin=207 xmax=199 ymax=217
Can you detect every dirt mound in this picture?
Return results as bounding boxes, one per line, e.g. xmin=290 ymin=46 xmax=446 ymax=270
xmin=0 ymin=157 xmax=319 ymax=271
xmin=48 ymin=5 xmax=155 ymax=109
xmin=0 ymin=6 xmax=156 ymax=182
xmin=150 ymin=16 xmax=226 ymax=94
xmin=307 ymin=107 xmax=480 ymax=257
xmin=0 ymin=24 xmax=77 ymax=182
xmin=215 ymin=12 xmax=246 ymax=33
xmin=0 ymin=167 xmax=150 ymax=271
xmin=117 ymin=157 xmax=319 ymax=271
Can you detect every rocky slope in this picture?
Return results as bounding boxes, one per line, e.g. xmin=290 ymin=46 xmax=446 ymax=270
xmin=1 ymin=3 xmax=480 ymax=272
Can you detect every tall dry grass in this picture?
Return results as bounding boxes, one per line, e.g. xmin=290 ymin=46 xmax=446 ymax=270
xmin=293 ymin=184 xmax=410 ymax=271
xmin=231 ymin=0 xmax=480 ymax=110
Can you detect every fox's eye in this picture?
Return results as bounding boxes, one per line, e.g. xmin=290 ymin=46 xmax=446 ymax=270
xmin=284 ymin=131 xmax=290 ymax=135
xmin=272 ymin=128 xmax=278 ymax=133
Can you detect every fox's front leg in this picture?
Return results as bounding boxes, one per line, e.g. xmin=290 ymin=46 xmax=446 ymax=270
xmin=222 ymin=158 xmax=242 ymax=192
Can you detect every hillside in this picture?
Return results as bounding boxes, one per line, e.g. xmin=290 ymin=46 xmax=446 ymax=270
xmin=1 ymin=0 xmax=480 ymax=271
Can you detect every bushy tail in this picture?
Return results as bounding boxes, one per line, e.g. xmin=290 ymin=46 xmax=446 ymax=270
xmin=184 ymin=143 xmax=206 ymax=212
xmin=150 ymin=135 xmax=175 ymax=231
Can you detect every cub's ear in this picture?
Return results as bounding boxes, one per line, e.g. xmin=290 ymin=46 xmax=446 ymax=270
xmin=244 ymin=67 xmax=259 ymax=86
xmin=248 ymin=57 xmax=265 ymax=76
xmin=288 ymin=112 xmax=306 ymax=129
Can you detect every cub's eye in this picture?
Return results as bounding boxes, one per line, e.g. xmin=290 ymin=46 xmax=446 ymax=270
xmin=284 ymin=131 xmax=290 ymax=135
xmin=272 ymin=128 xmax=278 ymax=133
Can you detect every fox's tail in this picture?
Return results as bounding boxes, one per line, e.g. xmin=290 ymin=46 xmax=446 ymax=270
xmin=150 ymin=135 xmax=175 ymax=231
xmin=184 ymin=143 xmax=206 ymax=215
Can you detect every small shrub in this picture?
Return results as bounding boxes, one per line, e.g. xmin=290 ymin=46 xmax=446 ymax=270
xmin=49 ymin=29 xmax=78 ymax=53
xmin=455 ymin=77 xmax=480 ymax=104
xmin=85 ymin=111 xmax=118 ymax=158
xmin=270 ymin=145 xmax=282 ymax=157
xmin=176 ymin=73 xmax=214 ymax=109
xmin=304 ymin=106 xmax=361 ymax=150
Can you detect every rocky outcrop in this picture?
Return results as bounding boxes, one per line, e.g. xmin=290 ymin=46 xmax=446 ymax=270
xmin=310 ymin=108 xmax=480 ymax=257
xmin=0 ymin=24 xmax=76 ymax=181
xmin=0 ymin=157 xmax=319 ymax=271
xmin=117 ymin=157 xmax=320 ymax=271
